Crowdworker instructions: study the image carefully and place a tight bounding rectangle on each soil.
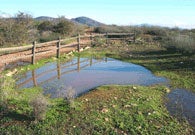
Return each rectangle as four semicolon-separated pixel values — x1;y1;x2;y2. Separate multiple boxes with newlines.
0;40;90;72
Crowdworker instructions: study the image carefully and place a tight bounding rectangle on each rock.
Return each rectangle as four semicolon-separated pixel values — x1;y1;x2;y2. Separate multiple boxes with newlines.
131;103;138;107
84;46;90;50
105;118;109;122
124;105;131;108
165;88;171;93
6;68;17;76
112;105;116;108
114;97;118;100
101;108;109;113
80;48;84;52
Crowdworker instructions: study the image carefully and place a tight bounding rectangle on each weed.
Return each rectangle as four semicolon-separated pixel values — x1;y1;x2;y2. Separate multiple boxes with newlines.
29;94;48;122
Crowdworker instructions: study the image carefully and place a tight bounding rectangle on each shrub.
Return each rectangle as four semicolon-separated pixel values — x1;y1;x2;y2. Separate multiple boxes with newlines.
53;19;74;36
29;94;48;122
37;21;53;32
164;34;195;53
0;76;16;115
57;86;76;108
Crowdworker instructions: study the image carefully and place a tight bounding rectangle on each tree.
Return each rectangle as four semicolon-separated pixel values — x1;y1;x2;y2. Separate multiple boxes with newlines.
37;21;53;32
0;12;34;46
53;19;73;36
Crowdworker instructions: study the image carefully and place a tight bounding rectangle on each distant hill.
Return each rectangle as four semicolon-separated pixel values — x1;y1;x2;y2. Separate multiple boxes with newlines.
71;16;104;27
35;16;56;21
34;16;105;27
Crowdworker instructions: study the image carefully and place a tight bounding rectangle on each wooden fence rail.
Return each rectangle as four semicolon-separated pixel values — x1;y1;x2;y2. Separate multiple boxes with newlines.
0;33;135;67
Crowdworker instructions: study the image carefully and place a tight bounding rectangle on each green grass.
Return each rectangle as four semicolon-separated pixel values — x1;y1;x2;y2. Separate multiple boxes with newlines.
0;40;194;134
64;85;193;135
1;85;193;135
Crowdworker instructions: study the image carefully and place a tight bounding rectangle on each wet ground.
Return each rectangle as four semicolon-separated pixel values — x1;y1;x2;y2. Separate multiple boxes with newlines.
16;57;195;128
166;89;195;127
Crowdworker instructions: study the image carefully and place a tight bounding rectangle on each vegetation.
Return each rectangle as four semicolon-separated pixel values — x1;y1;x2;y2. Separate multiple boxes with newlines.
0;12;195;134
0;12;86;47
0;75;193;134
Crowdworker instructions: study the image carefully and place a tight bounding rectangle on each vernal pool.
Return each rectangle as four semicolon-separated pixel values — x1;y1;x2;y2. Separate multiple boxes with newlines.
16;57;167;97
16;57;195;127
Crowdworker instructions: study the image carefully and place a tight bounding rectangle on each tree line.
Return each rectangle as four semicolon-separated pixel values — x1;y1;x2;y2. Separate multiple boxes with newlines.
0;12;194;54
0;12;86;47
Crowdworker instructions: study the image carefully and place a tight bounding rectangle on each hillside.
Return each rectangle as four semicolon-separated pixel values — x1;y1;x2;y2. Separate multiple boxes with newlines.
35;16;56;21
71;16;104;27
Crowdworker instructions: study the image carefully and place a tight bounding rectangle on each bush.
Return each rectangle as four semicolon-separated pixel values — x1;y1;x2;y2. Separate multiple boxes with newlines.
37;21;53;32
57;86;76;108
30;94;48;122
53;19;74;36
164;34;195;53
0;76;16;115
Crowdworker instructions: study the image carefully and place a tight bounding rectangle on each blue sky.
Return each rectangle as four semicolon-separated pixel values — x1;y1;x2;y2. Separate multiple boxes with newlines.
1;0;195;29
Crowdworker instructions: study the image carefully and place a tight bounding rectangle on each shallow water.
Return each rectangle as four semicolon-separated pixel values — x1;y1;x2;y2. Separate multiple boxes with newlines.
16;57;167;97
16;57;195;127
166;89;195;127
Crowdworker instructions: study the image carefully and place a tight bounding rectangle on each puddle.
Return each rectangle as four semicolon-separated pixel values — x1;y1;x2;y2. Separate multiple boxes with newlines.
16;57;167;97
15;57;195;127
166;89;195;127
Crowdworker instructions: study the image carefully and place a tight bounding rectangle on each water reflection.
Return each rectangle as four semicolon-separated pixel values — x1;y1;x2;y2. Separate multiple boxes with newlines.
16;57;167;97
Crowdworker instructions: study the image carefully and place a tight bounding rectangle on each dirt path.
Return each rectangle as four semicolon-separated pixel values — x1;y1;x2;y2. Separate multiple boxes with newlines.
0;41;90;72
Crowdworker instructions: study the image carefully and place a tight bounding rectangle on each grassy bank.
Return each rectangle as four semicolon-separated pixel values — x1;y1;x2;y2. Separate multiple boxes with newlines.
0;40;194;134
0;81;193;134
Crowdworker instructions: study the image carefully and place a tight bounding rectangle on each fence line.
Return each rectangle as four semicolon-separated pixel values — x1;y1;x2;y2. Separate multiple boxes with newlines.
0;33;135;66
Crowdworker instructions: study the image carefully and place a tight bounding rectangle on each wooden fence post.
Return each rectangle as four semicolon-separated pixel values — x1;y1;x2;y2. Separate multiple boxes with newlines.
106;32;108;44
32;41;36;64
57;37;61;58
77;34;80;52
90;33;93;46
133;29;136;43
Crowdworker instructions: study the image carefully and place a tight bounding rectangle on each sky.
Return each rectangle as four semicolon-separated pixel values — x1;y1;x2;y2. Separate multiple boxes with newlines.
1;0;195;29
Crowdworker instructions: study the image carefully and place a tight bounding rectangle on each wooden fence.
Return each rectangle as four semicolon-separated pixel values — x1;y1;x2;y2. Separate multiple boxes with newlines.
0;33;135;67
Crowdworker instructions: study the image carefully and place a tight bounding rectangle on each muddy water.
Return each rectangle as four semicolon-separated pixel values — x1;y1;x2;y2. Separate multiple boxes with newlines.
166;89;195;127
16;57;167;97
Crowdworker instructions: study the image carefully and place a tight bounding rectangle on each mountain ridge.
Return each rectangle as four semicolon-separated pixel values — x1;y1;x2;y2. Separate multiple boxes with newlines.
34;16;104;27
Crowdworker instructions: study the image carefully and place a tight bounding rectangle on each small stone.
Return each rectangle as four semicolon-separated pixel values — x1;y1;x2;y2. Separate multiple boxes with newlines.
138;126;142;129
101;108;109;113
124;105;131;108
131;103;138;107
165;88;171;93
73;126;76;128
105;118;109;122
114;97;118;100
112;105;116;108
132;86;137;90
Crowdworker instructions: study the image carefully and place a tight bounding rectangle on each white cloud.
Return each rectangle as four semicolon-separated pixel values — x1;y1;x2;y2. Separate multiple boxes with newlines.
0;11;11;18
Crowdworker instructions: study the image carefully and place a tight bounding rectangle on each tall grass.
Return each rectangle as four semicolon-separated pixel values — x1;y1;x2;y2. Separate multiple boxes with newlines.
163;33;195;54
